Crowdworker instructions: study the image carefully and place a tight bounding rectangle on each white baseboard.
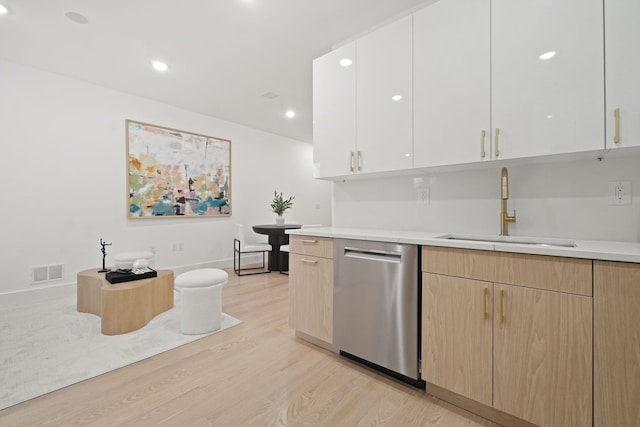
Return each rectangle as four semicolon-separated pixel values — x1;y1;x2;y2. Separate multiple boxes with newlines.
0;282;76;306
0;255;263;305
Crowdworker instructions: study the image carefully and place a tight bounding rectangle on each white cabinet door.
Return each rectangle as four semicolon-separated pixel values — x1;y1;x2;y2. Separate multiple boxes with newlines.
492;0;605;160
605;0;640;149
413;0;491;168
356;16;413;173
313;42;356;178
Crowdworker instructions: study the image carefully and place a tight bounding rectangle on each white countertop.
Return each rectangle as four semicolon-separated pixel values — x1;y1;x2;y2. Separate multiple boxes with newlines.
287;227;640;263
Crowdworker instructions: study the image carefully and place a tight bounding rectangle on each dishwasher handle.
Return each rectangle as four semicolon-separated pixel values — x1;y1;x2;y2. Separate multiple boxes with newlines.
343;246;401;263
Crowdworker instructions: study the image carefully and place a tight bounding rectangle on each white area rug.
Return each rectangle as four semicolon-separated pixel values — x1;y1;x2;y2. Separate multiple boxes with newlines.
0;288;240;410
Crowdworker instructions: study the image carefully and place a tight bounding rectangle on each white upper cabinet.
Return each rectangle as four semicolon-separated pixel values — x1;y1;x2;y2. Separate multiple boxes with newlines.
413;0;491;168
605;0;640;149
491;0;605;160
313;42;356;178
356;15;413;174
313;1;611;179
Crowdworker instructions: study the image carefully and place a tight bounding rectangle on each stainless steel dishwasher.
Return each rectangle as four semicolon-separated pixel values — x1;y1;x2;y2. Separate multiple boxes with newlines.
333;239;423;387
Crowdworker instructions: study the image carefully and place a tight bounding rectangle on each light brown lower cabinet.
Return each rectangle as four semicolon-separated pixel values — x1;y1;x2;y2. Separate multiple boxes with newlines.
288;236;333;344
422;246;593;427
594;260;640;426
422;273;493;406
492;283;592;426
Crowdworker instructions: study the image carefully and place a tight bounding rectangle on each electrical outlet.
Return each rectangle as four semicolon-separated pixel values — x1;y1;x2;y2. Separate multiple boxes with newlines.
417;188;430;205
608;181;632;205
172;243;184;252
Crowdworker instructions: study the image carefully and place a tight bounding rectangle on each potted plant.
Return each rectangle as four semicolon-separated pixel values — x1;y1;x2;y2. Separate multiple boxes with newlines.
270;191;294;226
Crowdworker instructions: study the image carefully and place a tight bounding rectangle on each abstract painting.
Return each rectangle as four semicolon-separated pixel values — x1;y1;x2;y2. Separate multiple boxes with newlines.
126;120;231;218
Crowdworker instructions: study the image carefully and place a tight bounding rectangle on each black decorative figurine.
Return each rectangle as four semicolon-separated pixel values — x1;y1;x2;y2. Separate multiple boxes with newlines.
99;238;112;273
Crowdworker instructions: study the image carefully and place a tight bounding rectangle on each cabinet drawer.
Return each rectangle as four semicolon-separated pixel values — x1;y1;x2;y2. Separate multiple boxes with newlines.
494;252;592;296
422;246;592;296
290;236;333;259
289;253;333;343
422;246;495;282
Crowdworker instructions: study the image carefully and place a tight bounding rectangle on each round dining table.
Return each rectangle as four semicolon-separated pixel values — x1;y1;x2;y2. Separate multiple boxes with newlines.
252;224;302;271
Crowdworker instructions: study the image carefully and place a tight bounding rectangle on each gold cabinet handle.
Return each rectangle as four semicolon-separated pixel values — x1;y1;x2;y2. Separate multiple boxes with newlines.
300;259;318;265
300;239;317;244
482;287;488;320
498;289;505;323
350;151;355;172
480;130;486;159
357;150;362;171
614;108;621;144
495;128;500;157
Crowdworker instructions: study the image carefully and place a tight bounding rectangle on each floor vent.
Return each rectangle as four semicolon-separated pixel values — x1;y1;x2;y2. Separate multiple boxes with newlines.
31;264;64;284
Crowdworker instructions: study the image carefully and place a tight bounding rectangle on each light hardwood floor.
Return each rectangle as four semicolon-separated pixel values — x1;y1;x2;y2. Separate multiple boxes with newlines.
0;270;499;426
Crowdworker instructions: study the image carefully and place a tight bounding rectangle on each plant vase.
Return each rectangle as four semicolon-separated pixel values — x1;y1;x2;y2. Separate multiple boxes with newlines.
271;191;294;227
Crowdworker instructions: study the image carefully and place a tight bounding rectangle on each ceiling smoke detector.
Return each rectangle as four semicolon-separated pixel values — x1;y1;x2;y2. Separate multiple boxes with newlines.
261;92;280;100
65;11;89;24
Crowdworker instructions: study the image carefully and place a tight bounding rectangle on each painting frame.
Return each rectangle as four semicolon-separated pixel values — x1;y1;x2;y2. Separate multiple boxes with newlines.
126;119;232;219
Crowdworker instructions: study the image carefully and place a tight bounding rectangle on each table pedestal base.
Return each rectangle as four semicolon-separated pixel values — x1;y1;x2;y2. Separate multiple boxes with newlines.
252;224;302;271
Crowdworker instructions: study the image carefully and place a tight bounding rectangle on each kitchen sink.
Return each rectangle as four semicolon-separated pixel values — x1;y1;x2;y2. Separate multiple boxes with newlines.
435;233;577;248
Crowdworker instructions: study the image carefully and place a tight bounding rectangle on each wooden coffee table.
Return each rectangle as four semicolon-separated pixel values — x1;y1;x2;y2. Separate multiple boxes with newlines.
77;269;174;335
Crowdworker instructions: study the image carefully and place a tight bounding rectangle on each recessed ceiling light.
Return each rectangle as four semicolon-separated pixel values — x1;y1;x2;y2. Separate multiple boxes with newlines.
151;60;169;72
391;95;403;102
539;51;557;60
339;58;353;67
285;110;296;119
65;11;88;24
0;4;9;14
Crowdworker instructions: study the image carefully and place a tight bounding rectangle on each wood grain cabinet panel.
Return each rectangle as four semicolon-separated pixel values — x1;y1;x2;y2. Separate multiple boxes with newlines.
289;235;333;259
422;246;593;427
288;236;334;344
422;246;495;281
493;284;592;427
594;261;640;426
289;254;333;343
422;273;493;406
494;252;592;296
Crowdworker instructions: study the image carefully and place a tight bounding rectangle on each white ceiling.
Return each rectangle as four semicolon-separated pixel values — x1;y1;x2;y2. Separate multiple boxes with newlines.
0;0;432;143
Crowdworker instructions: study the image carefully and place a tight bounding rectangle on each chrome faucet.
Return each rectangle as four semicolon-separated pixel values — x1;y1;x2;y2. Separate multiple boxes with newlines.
500;167;516;236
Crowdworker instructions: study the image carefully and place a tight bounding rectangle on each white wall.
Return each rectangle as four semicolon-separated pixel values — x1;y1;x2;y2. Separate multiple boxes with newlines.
333;155;640;242
0;59;332;295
